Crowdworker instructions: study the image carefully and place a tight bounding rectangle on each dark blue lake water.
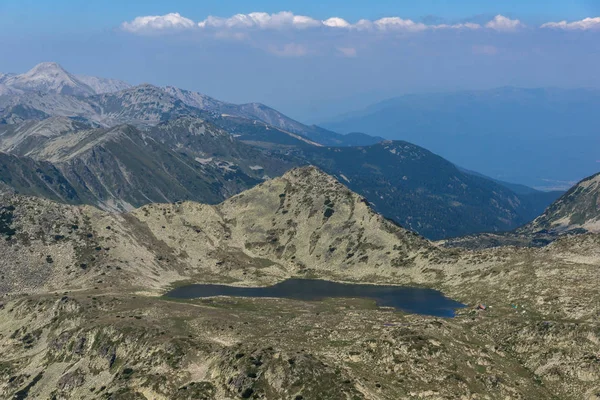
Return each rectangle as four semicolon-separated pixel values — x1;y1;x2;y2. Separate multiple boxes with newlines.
166;279;465;317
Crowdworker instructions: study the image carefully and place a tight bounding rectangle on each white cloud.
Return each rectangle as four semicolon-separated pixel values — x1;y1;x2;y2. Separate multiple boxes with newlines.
198;12;321;30
122;11;600;37
541;17;600;30
121;12;195;33
373;17;429;32
323;17;351;28
485;15;525;32
197;12;487;33
337;47;358;57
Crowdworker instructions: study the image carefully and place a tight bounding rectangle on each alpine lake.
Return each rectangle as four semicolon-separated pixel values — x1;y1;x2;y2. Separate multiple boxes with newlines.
166;279;465;317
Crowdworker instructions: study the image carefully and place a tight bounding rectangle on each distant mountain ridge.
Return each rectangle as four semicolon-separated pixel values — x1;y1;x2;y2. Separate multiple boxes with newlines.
0;116;558;239
1;63;380;147
74;74;131;94
323;86;600;189
0;117;298;210
0;62;131;96
164;86;384;146
0;63;563;239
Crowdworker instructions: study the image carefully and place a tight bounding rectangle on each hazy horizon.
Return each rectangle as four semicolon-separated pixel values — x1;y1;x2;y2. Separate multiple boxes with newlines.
2;0;600;122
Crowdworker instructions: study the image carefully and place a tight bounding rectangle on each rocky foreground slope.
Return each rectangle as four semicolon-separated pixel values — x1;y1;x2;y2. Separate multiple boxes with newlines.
0;167;598;399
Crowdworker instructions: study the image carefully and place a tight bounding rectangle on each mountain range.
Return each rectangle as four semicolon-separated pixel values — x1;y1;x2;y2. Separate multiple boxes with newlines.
0;63;380;146
0;116;298;211
323;87;600;190
0;63;576;239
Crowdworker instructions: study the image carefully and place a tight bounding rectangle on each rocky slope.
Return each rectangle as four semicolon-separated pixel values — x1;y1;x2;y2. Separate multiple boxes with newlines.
0;152;82;204
147;117;297;178
212;114;323;149
1;123;269;211
521;172;600;234
0;167;598;399
0;83;23;97
74;74;131;94
441;171;600;249
0;117;92;156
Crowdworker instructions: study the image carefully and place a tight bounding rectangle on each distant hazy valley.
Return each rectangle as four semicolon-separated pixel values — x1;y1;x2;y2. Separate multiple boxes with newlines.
324;87;600;190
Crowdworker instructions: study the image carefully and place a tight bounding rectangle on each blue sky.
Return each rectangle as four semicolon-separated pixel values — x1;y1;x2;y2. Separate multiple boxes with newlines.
1;1;600;122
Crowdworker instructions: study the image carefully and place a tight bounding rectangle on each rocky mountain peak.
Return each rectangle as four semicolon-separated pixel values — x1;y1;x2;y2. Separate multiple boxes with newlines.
28;61;64;73
4;62;95;96
281;165;344;187
0;62;132;97
104;83;172;101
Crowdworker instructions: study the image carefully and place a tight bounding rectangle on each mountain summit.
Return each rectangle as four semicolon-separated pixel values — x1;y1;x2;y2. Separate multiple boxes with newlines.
2;62;96;96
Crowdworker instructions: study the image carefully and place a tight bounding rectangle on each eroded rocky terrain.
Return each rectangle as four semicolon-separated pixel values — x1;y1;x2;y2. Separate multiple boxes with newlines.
0;167;598;399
